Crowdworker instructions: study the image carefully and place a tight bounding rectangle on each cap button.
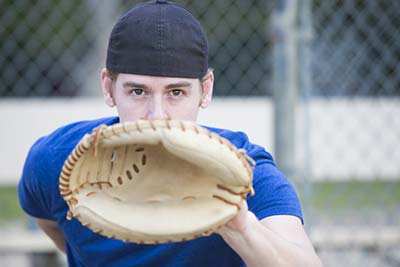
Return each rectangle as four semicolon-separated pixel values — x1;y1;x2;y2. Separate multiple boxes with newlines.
156;0;167;3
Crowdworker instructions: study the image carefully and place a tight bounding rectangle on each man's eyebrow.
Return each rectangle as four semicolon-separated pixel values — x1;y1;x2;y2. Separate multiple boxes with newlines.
165;81;192;89
122;82;149;89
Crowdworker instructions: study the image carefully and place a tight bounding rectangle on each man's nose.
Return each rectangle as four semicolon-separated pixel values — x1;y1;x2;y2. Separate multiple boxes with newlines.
145;96;169;120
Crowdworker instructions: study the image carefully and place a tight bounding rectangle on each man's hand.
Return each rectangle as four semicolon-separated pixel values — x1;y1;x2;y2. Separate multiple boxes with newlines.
216;201;322;267
217;201;255;234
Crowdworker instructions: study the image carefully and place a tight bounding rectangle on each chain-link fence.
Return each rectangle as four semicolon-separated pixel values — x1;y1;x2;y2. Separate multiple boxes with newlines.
313;0;400;97
1;1;399;266
1;0;274;97
304;1;400;266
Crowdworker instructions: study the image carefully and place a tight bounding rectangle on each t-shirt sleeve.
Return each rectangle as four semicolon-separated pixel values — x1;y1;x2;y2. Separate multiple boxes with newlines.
219;130;303;223
246;143;303;224
18;137;56;220
248;163;303;223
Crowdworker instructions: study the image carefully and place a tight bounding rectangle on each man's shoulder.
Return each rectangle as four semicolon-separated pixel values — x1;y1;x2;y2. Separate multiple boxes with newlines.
32;116;119;152
205;125;249;148
205;125;275;165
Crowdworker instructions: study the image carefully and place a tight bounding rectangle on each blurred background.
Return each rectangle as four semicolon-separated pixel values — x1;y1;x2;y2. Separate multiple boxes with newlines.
1;0;399;266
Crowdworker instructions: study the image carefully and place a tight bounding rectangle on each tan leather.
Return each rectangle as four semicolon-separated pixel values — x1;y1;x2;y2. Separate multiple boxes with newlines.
59;120;254;244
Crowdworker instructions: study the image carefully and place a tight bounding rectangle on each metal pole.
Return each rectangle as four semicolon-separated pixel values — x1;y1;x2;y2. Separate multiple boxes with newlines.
78;0;119;96
271;0;298;178
297;0;314;229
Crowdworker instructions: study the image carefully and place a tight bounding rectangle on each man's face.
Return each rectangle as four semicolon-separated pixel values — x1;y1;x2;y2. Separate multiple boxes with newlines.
102;72;213;123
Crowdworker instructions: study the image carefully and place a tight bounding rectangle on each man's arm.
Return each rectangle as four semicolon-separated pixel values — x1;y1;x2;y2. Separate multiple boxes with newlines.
36;218;66;253
218;202;322;267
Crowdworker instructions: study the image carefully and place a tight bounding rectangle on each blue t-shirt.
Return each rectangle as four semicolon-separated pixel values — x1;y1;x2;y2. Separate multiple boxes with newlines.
18;117;302;267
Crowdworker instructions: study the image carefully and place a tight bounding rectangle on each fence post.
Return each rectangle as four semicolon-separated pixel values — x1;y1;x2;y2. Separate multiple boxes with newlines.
297;0;314;229
78;0;119;96
271;0;298;178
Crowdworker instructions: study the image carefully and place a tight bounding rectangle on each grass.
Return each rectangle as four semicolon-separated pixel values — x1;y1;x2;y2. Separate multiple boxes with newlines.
0;186;25;222
307;180;400;212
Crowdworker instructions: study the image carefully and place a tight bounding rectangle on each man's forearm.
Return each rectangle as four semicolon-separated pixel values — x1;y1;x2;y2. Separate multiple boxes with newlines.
36;218;66;253
218;212;322;267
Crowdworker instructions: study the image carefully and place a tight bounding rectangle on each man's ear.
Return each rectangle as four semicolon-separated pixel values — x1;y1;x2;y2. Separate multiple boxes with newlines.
200;70;214;108
101;68;115;107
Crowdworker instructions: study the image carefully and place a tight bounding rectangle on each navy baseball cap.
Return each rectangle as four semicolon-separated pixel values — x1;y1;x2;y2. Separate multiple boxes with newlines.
106;0;209;79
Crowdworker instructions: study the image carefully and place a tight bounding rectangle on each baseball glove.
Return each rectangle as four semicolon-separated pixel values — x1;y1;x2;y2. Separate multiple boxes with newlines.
59;120;255;244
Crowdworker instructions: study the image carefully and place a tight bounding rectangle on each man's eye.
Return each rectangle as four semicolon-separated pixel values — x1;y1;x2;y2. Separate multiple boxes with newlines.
131;89;144;96
170;89;183;96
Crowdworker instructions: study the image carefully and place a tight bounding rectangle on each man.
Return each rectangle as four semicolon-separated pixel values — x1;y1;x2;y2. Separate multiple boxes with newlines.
19;1;322;266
